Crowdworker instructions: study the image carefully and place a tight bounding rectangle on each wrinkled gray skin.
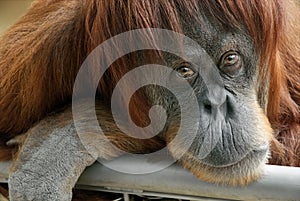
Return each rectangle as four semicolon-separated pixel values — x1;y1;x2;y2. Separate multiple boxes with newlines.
9;12;271;201
156;18;270;167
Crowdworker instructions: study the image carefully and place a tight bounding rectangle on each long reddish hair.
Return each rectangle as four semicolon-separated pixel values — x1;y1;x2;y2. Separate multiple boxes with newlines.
0;0;299;165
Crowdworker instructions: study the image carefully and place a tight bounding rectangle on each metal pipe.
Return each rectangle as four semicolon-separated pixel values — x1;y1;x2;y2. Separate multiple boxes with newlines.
1;156;300;200
76;155;300;201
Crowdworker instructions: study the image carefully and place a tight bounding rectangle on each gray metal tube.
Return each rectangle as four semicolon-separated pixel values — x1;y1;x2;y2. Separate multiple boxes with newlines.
76;155;300;201
1;156;300;200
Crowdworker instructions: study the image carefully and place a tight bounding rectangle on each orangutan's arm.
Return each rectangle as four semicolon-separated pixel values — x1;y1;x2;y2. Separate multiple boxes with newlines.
8;107;97;201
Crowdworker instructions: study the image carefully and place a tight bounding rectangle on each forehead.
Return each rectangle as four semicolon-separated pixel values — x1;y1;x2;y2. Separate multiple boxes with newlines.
179;15;253;61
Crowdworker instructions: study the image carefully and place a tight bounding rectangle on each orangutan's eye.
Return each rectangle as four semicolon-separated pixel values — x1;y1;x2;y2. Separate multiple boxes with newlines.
175;63;195;79
219;51;242;76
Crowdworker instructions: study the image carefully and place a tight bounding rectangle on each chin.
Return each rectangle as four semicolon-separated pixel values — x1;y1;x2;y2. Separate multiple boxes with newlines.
177;147;270;186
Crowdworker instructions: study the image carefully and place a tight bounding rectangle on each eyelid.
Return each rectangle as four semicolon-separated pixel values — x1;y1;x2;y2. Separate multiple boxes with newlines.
218;50;242;76
174;62;197;79
172;61;190;68
174;61;197;72
218;49;239;59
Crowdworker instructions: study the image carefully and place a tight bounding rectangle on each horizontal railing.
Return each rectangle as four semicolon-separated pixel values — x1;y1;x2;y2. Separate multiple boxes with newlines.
1;155;300;201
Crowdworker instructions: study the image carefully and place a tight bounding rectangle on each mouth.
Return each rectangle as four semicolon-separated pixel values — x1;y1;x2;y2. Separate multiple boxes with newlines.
174;144;270;186
203;143;270;168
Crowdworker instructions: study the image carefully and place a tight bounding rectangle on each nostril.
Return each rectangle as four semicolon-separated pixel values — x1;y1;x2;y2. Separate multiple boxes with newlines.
204;103;212;113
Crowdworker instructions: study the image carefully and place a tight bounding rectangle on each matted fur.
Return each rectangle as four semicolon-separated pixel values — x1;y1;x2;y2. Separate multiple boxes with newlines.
0;0;299;166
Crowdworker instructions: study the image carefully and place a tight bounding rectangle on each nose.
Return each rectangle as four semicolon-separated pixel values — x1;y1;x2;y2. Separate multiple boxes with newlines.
202;90;231;119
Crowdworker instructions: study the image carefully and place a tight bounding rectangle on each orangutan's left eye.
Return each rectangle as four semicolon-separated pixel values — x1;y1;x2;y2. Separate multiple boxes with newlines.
219;51;242;75
175;64;196;79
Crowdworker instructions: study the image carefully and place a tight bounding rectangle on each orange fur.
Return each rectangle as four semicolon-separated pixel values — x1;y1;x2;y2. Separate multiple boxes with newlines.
0;0;299;167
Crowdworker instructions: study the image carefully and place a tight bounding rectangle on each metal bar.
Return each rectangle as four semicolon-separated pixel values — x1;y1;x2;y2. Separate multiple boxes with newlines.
123;193;130;201
76;186;229;201
1;155;300;200
0;193;8;201
0;161;9;183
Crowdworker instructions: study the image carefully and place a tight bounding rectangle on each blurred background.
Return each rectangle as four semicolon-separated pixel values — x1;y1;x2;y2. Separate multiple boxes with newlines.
0;0;33;34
